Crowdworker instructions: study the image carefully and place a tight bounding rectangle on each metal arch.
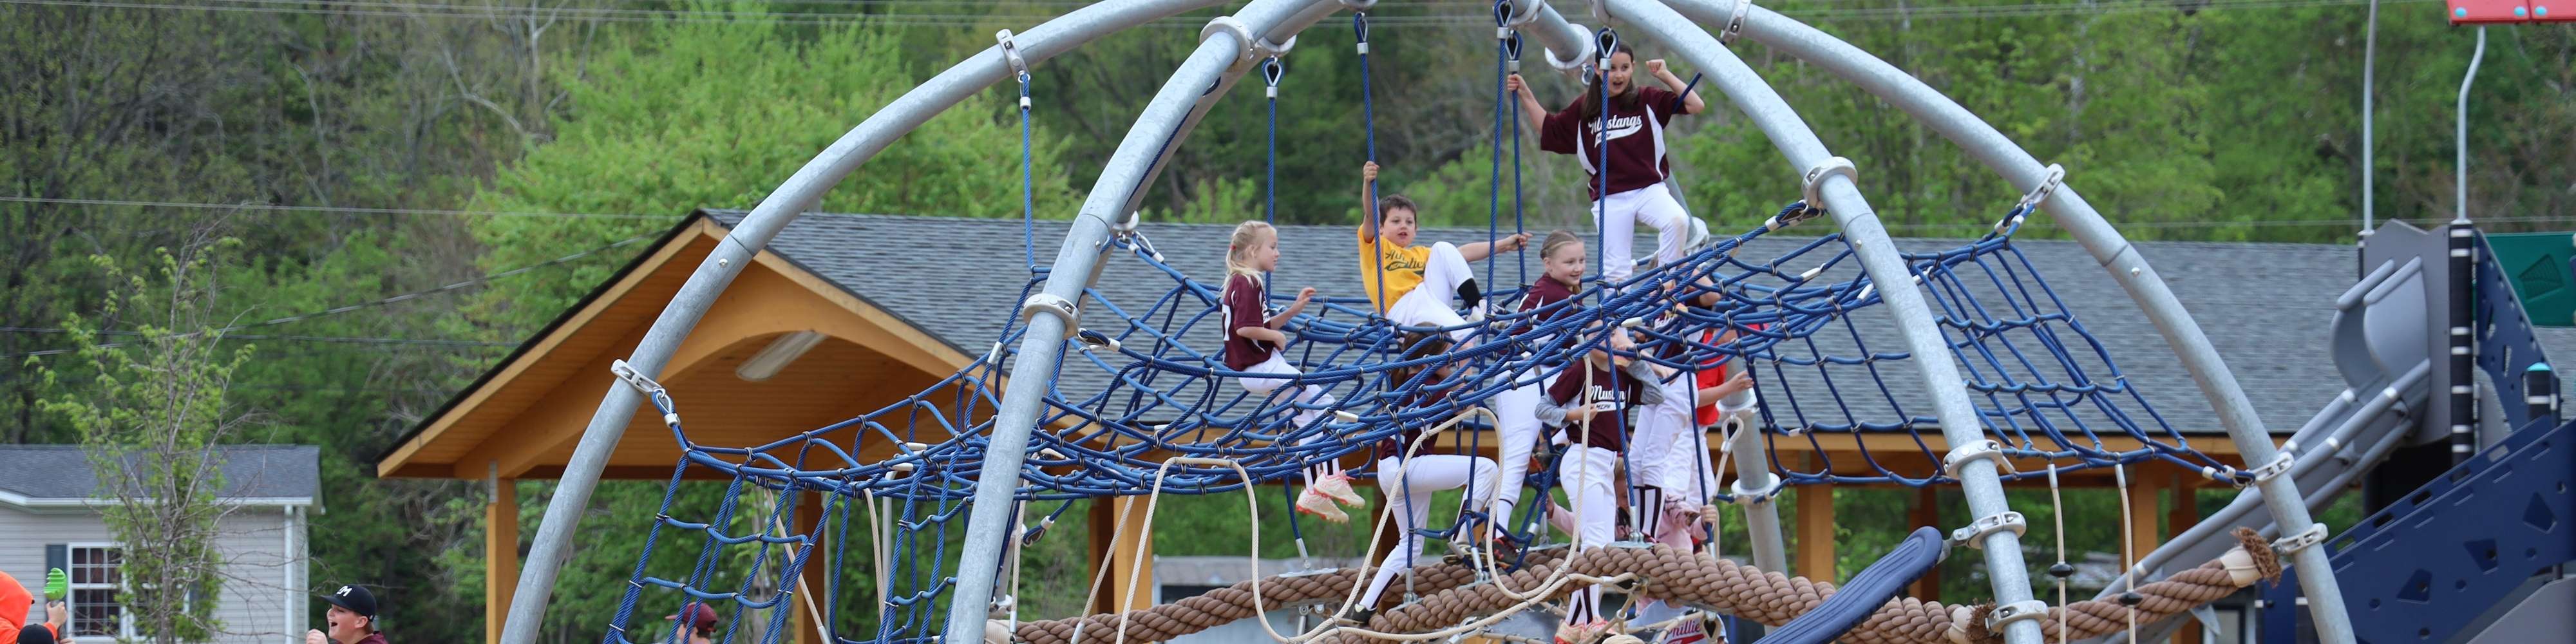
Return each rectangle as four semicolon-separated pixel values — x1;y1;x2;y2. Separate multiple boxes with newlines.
491;3;1242;643
1659;1;2358;641
1594;1;2050;642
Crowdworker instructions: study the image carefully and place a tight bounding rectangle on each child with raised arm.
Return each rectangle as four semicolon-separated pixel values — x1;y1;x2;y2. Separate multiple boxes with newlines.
1508;44;1709;287
1221;222;1362;522
1356;161;1532;340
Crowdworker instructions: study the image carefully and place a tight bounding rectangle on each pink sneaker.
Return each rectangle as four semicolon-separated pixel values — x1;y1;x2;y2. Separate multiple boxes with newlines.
1555;620;1612;644
1296;487;1350;523
1312;471;1366;507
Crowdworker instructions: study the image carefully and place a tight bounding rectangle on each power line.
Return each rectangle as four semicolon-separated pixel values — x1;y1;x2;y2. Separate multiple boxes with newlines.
1;327;515;348
1;196;677;220
2;231;657;358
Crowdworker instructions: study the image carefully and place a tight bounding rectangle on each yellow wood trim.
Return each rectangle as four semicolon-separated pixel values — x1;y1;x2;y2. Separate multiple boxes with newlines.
1796;455;1837;581
378;219;726;477
750;252;974;375
485;478;520;644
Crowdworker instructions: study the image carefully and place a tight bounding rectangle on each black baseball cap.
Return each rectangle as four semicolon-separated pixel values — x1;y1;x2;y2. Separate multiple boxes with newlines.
17;624;59;644
321;583;379;618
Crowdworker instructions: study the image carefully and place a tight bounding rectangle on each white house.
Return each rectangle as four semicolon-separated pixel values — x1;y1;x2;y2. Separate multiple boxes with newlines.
0;445;319;643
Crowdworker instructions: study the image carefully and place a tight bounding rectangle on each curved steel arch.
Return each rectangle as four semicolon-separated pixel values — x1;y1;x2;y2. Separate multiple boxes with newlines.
1656;2;2356;641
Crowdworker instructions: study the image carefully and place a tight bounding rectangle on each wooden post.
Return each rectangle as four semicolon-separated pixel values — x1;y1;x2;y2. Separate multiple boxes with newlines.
794;491;826;644
1088;498;1116;615
1797;455;1837;581
2123;474;2163;575
1909;486;1940;601
485;475;520;644
1105;495;1158;612
2168;475;2204;644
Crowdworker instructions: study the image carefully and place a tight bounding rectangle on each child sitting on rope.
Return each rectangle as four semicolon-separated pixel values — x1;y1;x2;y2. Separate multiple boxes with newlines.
1621;278;1754;643
1508;44;1709;287
1356;161;1531;339
1220;221;1363;522
1535;323;1665;643
1341;331;1499;628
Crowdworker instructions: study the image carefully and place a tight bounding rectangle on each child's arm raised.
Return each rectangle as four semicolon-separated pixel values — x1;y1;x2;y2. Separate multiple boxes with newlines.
1455;231;1534;263
1505;73;1546;133
1644;59;1705;115
1358;161;1381;243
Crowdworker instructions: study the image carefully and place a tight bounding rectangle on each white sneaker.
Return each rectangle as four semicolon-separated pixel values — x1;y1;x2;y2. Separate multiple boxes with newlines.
1296;488;1350;524
1687;218;1712;251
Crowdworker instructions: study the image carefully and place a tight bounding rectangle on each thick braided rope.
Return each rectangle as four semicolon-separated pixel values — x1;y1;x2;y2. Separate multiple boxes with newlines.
1007;551;1571;644
1336;531;2280;644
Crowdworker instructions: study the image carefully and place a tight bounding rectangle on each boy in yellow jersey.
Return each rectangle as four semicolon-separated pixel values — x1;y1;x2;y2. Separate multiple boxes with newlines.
1356;161;1531;341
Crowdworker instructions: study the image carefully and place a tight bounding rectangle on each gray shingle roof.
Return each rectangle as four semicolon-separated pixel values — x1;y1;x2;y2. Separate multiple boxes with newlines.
703;210;2576;436
0;444;320;502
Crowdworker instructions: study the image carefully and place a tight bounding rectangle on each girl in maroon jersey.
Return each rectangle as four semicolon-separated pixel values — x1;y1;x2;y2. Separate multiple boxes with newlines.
1477;230;1589;548
1508;44;1709;288
1342;332;1498;627
1220;222;1363;522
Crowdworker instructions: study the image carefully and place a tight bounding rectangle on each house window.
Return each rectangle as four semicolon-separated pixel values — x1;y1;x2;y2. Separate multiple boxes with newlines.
67;545;128;639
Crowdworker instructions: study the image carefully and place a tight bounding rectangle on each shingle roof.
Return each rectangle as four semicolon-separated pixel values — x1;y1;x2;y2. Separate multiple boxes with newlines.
0;444;321;503
703;210;2576;436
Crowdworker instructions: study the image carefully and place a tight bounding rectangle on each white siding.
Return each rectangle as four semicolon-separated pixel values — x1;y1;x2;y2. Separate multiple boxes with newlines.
0;504;308;644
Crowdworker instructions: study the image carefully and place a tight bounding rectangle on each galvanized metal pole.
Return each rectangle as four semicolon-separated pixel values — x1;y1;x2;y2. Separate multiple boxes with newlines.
1672;3;2358;641
1600;2;2044;641
490;4;1227;644
936;1;1340;641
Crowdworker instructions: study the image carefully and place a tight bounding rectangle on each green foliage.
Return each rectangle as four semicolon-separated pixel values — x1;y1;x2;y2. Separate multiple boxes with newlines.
32;240;254;643
466;1;1084;329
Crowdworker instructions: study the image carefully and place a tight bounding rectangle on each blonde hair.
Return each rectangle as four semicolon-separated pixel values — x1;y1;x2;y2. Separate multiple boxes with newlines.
1224;221;1275;297
1540;229;1583;260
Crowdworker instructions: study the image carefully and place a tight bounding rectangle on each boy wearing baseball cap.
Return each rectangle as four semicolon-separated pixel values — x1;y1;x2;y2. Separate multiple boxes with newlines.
307;583;385;644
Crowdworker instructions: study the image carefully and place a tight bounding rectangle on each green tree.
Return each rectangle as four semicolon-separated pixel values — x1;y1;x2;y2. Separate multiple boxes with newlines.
32;236;257;643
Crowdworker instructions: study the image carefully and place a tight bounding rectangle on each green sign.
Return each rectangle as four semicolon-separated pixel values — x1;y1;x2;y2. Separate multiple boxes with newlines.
2488;232;2576;327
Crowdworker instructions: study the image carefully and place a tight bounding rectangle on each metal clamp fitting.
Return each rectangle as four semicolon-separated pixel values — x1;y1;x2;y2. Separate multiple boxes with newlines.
1019;292;1079;328
2246;450;2295;484
1986;600;2050;631
2271;523;2329;555
1728;477;1782;506
1942;439;2008;478
1589;0;1614;26
1112;209;1142;235
609;359;667;397
1949;511;2027;549
1594;28;1620;66
995;29;1028;78
2015;163;2065;213
1339;0;1378;9
1721;0;1753;46
1801;156;1859;213
1075;328;1121;354
1201;17;1264;66
1546;39;1593;74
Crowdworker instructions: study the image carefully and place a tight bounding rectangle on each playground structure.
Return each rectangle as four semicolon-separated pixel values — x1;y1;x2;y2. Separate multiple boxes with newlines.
484;2;2576;643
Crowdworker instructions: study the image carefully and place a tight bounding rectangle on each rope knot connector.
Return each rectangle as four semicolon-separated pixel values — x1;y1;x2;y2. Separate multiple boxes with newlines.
1262;57;1285;99
1801;156;1859;213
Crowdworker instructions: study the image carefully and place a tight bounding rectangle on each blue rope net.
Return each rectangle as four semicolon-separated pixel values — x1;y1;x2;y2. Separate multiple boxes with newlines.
595;202;2246;644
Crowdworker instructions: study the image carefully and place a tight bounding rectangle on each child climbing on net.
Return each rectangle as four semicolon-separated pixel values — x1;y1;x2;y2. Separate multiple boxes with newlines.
1536;323;1665;643
1509;44;1709;287
1476;230;1592;554
1220;222;1363;522
1340;331;1500;628
1355;161;1531;340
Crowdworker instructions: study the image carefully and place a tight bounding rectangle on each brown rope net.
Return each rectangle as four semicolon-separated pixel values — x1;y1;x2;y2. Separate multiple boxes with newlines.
1009;528;2280;644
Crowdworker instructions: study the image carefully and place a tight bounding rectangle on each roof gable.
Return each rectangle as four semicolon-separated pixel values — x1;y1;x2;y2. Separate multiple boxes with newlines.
0;444;321;507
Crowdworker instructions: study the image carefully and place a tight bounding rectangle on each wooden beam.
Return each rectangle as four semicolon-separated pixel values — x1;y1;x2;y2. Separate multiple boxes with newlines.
794;491;826;644
1104;495;1157;613
2123;473;2163;579
485;475;519;644
1909;487;1940;601
1088;498;1115;615
1797;456;1837;582
2168;475;2203;644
